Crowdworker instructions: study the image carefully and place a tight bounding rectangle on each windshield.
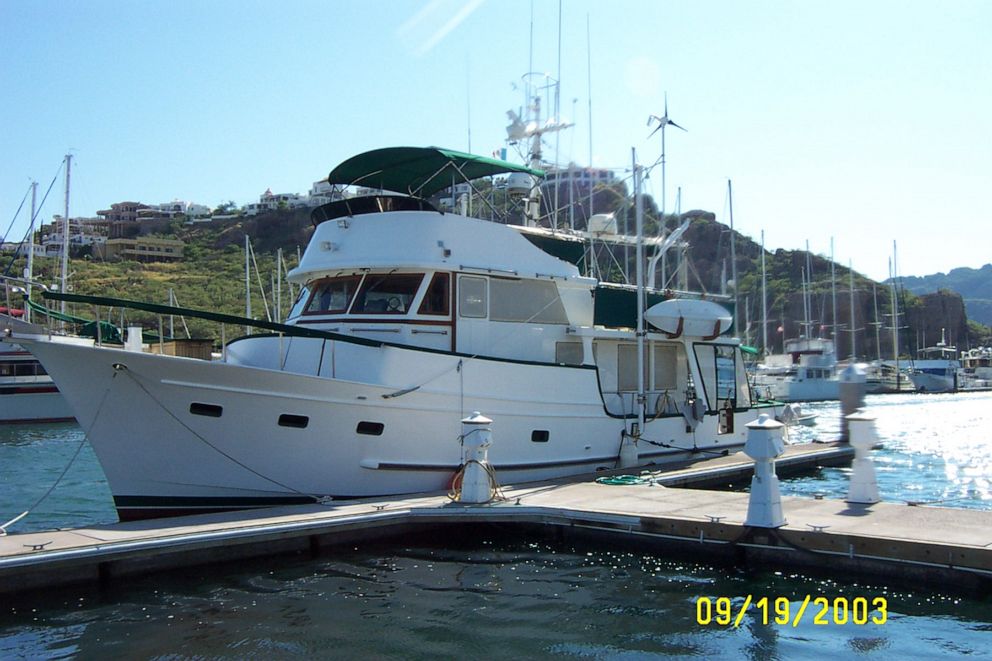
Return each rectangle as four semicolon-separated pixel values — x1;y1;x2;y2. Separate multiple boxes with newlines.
351;274;425;314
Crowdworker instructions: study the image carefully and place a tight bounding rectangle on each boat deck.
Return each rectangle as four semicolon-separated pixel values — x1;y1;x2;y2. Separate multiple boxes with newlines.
4;441;990;595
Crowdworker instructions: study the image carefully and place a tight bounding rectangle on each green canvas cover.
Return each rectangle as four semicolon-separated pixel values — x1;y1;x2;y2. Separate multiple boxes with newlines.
327;147;545;198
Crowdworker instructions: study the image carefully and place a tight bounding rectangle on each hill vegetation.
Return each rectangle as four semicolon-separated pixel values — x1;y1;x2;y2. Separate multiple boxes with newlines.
13;203;990;355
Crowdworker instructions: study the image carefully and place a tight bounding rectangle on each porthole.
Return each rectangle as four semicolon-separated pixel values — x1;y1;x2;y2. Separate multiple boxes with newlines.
190;403;223;418
357;421;385;436
279;414;309;429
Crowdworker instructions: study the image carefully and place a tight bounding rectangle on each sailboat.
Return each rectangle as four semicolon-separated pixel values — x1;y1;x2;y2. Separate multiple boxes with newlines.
0;160;77;423
752;255;839;402
10;146;773;521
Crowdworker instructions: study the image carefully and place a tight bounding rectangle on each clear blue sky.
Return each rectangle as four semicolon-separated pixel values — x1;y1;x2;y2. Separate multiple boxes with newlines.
3;0;989;281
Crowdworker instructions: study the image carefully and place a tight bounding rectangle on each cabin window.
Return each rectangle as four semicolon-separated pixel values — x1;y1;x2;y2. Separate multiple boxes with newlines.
305;276;363;314
653;345;678;391
418;273;450;316
287;286;310;319
555;342;584;365
617;344;680;392
190;402;223;417
489;278;568;324
357;421;385;436
352;274;425;314
693;344;750;410
278;414;309;428
458;276;488;318
531;430;550;443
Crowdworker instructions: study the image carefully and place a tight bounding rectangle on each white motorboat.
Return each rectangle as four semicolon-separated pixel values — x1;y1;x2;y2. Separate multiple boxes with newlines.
752;337;839;402
909;331;959;393
0;311;74;423
10;147;773;521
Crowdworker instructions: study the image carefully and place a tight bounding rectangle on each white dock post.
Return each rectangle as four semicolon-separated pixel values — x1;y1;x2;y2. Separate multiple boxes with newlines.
744;414;787;528
839;363;867;441
458;412;494;503
846;409;881;504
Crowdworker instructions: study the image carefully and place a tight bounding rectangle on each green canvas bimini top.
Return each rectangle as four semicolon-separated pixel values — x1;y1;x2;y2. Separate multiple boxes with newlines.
327;146;545;198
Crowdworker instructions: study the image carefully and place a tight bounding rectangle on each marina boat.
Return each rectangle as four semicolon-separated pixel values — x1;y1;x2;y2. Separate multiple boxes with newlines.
865;360;914;394
908;331;960;393
958;347;992;390
752;337;839;402
0;312;74;423
8;147;772;521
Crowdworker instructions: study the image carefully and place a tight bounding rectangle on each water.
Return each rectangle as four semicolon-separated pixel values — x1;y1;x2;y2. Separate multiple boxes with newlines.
2;393;992;658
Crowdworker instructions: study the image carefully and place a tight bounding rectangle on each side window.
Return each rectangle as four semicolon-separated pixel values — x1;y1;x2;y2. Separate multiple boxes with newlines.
418;273;450;316
555;342;584;365
458;276;487;318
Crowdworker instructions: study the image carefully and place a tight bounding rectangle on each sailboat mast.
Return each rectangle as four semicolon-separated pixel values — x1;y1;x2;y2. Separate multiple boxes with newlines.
872;283;881;360
891;241;901;384
848;261;856;360
831;237;837;344
761;230;768;355
60;154;72;317
245;234;252;335
25;181;38;324
728;180;738;339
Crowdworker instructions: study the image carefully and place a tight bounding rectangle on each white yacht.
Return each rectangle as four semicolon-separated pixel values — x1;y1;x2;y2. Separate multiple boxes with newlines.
909;332;960;393
752;337;839;402
0;312;74;423
9;147;771;521
958;347;992;389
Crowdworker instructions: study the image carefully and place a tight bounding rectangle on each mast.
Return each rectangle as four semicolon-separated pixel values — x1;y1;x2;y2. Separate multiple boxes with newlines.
25;181;38;323
245;234;252;335
848;260;856;360
761;230;768;356
831;237;837;344
728;180;738;339
872;283;882;360
633;148;646;437
891;241;901;386
60;153;72;318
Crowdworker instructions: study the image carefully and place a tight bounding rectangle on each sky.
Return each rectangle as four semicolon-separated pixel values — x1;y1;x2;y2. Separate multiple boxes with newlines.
2;0;990;282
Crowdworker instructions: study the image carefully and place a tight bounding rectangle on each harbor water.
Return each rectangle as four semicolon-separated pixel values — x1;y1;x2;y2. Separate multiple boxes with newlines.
2;392;991;658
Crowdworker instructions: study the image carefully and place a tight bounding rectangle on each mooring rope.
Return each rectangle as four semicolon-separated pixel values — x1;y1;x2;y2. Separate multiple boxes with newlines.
0;379;114;535
114;363;321;503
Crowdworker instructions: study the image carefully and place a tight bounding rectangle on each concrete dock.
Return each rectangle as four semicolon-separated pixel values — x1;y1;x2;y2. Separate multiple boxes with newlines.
5;440;989;596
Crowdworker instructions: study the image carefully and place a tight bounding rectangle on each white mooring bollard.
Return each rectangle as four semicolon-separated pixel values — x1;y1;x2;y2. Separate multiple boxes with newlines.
458;412;495;503
744;414;787;528
846;409;881;504
838;363;867;441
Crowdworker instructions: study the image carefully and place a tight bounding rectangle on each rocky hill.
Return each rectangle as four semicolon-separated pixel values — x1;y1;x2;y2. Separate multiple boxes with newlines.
897;264;992;327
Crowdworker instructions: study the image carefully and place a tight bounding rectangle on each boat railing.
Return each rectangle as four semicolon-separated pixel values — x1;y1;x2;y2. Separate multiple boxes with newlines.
23;291;386;361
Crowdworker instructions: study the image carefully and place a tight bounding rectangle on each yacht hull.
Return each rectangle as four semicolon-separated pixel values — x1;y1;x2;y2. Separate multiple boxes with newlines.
17;334;759;521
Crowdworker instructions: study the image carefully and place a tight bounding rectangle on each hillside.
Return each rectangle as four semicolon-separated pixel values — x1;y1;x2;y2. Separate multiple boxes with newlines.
15;206;990;355
897;264;992;326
